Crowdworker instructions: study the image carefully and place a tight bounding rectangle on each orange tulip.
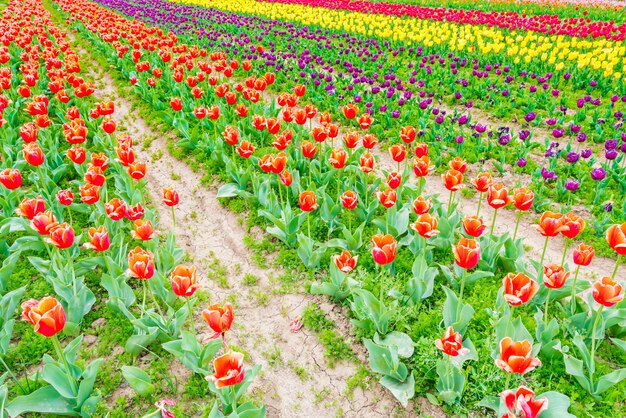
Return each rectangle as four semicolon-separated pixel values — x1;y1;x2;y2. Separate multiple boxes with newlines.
280;171;293;187
503;272;539;306
127;246;155;280
106;198;128;220
362;134;378;149
162;187;179;207
512;187;535;211
606;223;626;255
435;326;468;357
67;146;86;164
171;265;199;297
79;183;100;205
21;297;66;337
487;183;512;209
358;113;373;130
389;144;406;163
128;162;147;180
561;212;585;239
573;243;594;266
543;264;569;289
411;213;439;238
496;337;541;374
399;126;416;144
301;141;317;159
342;104;358;119
472;172;492;193
462;216;486;237
84;165;105;187
30;211;58;235
371;234;397;265
592;277;623;307
334;250;358;273
533;212;567;237
412;196;432;215
376;189;396;209
207;351;245;388
298;191;318;212
46;223;74;249
202;303;234;340
236;140;255;159
131;219;158;241
442;169;464;191
0;168;22;189
23;142;44;166
359;153;375;173
453;238;480;270
413;155;430;177
330;149;348;169
448;157;467;173
342;131;359;149
16;196;45;220
340;191;358;210
84;226;110;252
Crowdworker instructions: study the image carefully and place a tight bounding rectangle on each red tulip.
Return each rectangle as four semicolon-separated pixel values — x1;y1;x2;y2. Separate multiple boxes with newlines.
30;211;57;235
572;243;594;266
162;187;179;206
46;223;75;249
127;247;155;280
21;297;66;337
462;216;486;237
126;203;145;221
79;184;100;205
334;250;358;273
411;213;439;238
340;191;358;210
389;144;406;163
330;149;348;169
496;337;541;374
412;196;432;215
127;162;147;180
371;234;397;265
435;326;468;357
56;189;74;206
413;156;431;177
561;212;585;239
84;226;110;252
357;113;372;130
202;303;234;340
342;104;358;119
359;153;375;173
207;351;245;388
106;198;128;220
399;126;416;144
299;191;318;212
513;188;535;211
472;172;492;193
67;146;86;164
448;156;467;173
500;386;548;418
592;277;623;307
503;272;539;306
131;219;158;241
23;142;44;166
342;131;359;149
387;171;402;189
376;189;396;209
236;141;255;158
19;122;38;143
543;264;569;289
16;196;45;219
605;223;626;255
0;168;22;189
487;183;512;209
301;141;317;159
533;212;566;237
452;238;480;270
171;265;199;297
280;171;293;187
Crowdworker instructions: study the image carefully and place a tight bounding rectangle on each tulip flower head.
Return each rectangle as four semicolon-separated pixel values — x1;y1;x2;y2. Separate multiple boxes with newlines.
371;234;397;265
500;386;548;418
171;265;200;297
21;296;66;337
606;223;626;255
334;250;358;273
207;351;245;388
503;272;539;305
435;326;468;357
592;277;623;307
496;337;541;374
543;264;569;289
202;303;234;341
453;238;480;270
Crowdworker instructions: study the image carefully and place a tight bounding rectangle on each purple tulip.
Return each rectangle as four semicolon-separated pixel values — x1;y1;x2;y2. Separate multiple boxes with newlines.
564;180;579;192
517;158;527;168
566;152;579;163
590;167;606;181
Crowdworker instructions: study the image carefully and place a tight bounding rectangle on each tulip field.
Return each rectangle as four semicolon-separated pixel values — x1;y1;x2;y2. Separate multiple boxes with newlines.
1;0;626;416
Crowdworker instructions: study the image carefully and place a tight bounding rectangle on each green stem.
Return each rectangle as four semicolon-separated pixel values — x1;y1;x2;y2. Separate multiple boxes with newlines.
589;305;604;391
543;289;552;322
67;208;73;227
141;280;147;318
171;206;176;232
307;214;311;240
0;356;25;393
186;297;196;336
513;211;522;240
148;282;165;317
570;264;580;314
52;335;78;396
446;190;454;218
561;239;570;267
504;372;512;390
476;192;483;217
538;236;549;282
231;384;238;414
489;209;498;238
456;269;467;320
378;265;386;303
611;255;621;279
36;165;49;196
277;178;283;205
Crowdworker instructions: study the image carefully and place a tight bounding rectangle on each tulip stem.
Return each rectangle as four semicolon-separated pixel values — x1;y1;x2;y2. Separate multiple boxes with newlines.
543;289;552;322
231;385;238;414
141;280;147;317
538;236;549;281
476;192;483;217
570;264;581;314
589;305;604;391
611;255;621;279
512;211;522;240
457;269;467;320
67;208;73;228
186;298;196;336
171;206;176;232
36;165;49;196
504;372;512;390
446;190;454;218
0;356;25;393
561;239;570;267
52;335;78;396
307;214;311;240
277;179;283;205
489;209;498;238
148;283;165;317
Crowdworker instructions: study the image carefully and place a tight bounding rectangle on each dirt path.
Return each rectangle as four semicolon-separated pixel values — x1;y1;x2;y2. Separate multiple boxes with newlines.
73;50;423;418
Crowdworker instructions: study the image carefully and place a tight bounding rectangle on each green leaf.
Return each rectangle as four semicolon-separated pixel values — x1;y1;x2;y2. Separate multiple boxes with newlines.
379;372;415;407
6;386;75;416
595;368;626;395
536;391;576;418
42;363;76;399
373;331;414;358
121;366;154;396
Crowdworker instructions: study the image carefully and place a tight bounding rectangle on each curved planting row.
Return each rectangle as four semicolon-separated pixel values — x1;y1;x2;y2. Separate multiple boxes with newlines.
0;0;264;416
254;0;626;41
53;0;626;415
95;0;626;243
